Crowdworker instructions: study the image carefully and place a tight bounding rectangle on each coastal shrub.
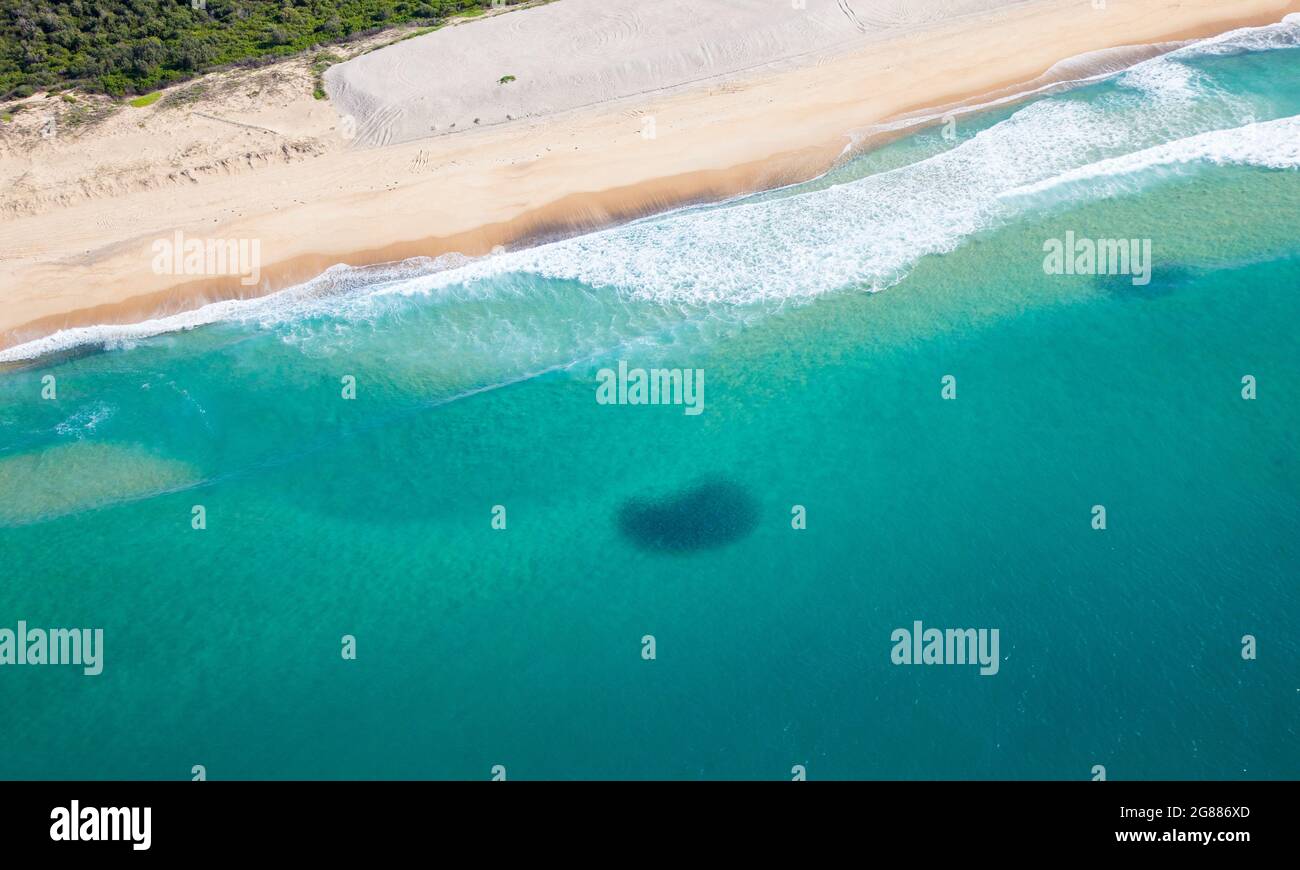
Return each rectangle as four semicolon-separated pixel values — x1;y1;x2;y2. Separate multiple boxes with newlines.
0;0;525;101
311;50;343;99
160;81;208;107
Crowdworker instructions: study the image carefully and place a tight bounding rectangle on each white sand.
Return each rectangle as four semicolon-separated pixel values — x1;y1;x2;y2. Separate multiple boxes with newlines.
326;0;1003;146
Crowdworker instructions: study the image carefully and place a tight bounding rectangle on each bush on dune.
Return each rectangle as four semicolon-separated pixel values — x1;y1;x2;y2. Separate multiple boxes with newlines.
0;0;523;100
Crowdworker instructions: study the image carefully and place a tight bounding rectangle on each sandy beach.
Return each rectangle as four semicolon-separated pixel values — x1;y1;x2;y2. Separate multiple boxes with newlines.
4;0;1300;790
1;0;1297;353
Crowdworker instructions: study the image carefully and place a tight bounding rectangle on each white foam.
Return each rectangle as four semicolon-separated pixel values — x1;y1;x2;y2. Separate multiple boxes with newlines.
1169;13;1300;57
1117;59;1202;100
865;39;1191;144
54;401;114;437
1002;114;1300;201
0;255;468;363
374;64;1255;306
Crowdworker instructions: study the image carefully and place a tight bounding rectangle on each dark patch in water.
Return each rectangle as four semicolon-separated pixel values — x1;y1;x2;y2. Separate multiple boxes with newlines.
617;478;759;554
1094;264;1197;300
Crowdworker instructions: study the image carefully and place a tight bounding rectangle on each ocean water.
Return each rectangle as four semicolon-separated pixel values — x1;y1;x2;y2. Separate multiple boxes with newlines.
1;20;1298;780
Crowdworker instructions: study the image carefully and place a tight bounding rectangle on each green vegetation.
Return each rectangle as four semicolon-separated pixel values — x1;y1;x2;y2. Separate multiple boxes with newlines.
0;1;525;100
128;90;161;107
310;50;342;99
497;73;514;84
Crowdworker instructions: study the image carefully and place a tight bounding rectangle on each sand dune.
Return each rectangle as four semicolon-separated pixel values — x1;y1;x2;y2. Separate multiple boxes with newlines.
326;0;1003;147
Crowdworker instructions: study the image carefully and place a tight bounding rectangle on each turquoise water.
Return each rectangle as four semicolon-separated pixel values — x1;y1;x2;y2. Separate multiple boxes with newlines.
2;21;1298;779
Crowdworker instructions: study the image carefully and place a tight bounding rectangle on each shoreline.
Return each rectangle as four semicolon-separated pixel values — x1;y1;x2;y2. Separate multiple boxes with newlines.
2;0;1297;358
